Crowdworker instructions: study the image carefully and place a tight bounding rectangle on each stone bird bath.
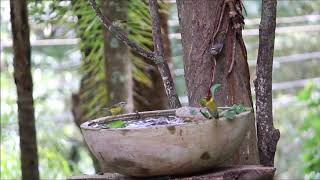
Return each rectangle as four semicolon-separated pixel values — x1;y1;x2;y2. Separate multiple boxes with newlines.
80;107;253;177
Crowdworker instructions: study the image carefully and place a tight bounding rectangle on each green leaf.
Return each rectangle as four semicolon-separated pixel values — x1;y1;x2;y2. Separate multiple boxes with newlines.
210;84;221;96
190;109;198;115
298;82;313;101
231;104;246;114
104;119;126;129
229;104;252;114
199;98;207;107
200;110;211;119
221;110;236;120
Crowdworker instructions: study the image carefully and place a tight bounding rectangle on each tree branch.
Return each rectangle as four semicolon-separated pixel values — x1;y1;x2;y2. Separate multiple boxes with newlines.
255;0;280;166
88;0;181;109
88;0;155;61
148;0;181;108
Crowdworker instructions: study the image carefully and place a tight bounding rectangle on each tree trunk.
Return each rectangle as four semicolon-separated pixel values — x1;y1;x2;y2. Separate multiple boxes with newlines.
10;0;40;179
255;0;280;166
102;0;133;111
176;0;259;164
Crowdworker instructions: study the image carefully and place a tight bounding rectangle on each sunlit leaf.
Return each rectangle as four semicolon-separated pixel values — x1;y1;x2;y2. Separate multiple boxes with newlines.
103;119;126;129
298;82;313;101
230;104;250;114
200;109;211;119
220;110;236;120
210;84;221;96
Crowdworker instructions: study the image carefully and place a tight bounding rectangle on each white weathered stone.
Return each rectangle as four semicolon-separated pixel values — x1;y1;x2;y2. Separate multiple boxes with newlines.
175;106;206;121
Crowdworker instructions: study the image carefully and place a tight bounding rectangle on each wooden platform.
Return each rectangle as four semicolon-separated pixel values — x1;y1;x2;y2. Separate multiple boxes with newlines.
68;165;275;180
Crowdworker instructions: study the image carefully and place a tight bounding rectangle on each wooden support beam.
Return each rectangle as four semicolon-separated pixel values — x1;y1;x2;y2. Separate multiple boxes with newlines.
68;166;275;180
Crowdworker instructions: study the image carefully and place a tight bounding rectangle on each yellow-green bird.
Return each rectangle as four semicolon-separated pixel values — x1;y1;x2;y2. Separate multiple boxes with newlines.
103;102;127;116
200;97;219;119
199;84;221;119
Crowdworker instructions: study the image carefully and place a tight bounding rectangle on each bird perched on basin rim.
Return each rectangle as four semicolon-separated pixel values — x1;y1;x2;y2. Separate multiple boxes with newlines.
200;96;219;119
199;84;221;119
103;102;127;116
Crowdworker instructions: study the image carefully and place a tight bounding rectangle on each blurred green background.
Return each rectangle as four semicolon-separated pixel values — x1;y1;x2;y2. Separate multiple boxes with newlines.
1;0;319;179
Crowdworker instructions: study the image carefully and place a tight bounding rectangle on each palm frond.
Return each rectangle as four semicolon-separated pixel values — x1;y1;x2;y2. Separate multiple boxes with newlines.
29;0;170;120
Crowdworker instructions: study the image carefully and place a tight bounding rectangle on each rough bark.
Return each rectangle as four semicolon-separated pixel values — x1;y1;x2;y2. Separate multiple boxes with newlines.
149;0;181;108
133;10;171;111
102;0;133;111
176;0;259;164
10;0;40;179
177;166;275;180
68;165;275;180
255;0;280;166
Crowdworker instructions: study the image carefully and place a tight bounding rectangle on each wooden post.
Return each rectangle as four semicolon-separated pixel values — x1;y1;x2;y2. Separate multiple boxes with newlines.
10;0;39;179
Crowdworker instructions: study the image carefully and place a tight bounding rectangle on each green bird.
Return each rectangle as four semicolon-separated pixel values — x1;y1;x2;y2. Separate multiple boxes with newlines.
103;102;127;116
200;96;219;119
199;84;221;119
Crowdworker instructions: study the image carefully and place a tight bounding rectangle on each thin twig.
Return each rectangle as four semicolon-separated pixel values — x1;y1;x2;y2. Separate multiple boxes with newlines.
226;0;246;76
88;0;155;61
206;1;227;96
212;2;227;42
228;33;237;75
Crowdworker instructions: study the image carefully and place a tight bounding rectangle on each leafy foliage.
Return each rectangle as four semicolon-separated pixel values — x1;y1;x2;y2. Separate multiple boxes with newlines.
29;0;167;122
220;109;237;120
219;104;251;120
72;0;168;121
199;104;250;120
297;83;320;179
70;0;107;121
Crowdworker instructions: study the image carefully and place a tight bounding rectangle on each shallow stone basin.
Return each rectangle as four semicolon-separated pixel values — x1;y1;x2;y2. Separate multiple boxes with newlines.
80;108;253;177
